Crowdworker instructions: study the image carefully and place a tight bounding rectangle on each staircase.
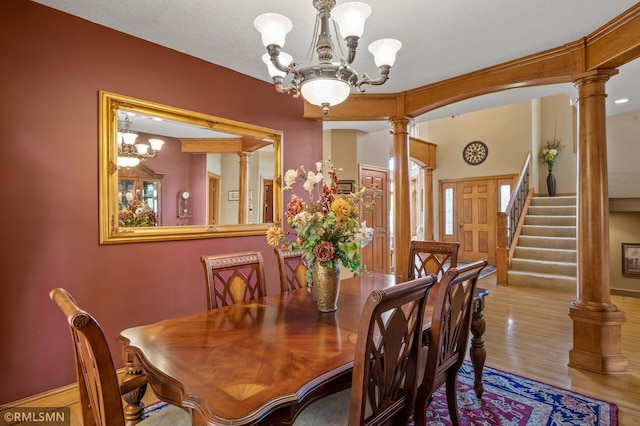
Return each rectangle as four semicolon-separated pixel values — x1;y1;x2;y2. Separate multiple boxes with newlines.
508;196;577;292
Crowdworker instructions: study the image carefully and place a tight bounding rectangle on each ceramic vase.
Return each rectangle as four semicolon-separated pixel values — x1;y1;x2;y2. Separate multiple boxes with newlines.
547;165;557;197
312;263;340;312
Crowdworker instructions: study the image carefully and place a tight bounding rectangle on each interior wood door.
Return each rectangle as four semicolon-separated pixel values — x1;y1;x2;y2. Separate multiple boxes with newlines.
410;176;418;238
262;179;273;223
440;178;496;263
208;172;220;225
359;165;390;274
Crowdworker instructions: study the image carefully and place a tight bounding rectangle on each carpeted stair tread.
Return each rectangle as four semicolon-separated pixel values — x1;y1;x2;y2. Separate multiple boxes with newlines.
521;224;576;237
510;258;576;275
514;246;576;262
529;195;576;206
517;235;576;250
509;195;577;291
524;215;576;226
527;205;577;216
508;270;576;291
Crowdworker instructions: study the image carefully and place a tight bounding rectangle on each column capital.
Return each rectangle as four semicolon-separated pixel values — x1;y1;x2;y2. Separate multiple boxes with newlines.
572;68;618;88
388;117;413;135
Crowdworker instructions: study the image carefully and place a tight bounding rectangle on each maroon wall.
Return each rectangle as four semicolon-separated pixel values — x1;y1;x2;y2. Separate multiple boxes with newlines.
0;1;322;403
138;134;207;226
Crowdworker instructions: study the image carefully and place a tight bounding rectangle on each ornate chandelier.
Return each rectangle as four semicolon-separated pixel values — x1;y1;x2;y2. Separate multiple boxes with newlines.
255;0;401;114
116;115;164;168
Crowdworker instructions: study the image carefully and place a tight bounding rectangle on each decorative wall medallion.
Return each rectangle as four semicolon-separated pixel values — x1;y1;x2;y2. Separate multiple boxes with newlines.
178;190;192;218
463;140;488;165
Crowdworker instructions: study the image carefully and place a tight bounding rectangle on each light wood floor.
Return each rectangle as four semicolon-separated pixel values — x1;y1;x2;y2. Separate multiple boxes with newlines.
9;272;640;425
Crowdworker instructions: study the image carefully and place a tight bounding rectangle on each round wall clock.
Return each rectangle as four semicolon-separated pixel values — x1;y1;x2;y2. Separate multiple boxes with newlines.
462;140;488;165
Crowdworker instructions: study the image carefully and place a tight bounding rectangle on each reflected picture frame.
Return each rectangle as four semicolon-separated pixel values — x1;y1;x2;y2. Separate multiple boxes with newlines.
336;180;355;194
622;243;640;278
228;190;239;201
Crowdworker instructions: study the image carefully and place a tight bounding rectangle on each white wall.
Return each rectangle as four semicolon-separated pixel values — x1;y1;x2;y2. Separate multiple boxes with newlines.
357;131;392;169
219;153;239;224
418;99;534;238
607;112;640;198
539;94;577;195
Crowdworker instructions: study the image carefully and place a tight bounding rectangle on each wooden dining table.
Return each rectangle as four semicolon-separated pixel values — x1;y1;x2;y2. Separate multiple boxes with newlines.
118;273;488;425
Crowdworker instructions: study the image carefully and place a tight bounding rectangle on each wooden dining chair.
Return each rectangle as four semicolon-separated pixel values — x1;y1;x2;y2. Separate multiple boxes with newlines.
413;260;487;426
201;251;267;309
408;240;461;346
407;240;460;280
293;274;437;426
49;288;191;426
274;248;308;293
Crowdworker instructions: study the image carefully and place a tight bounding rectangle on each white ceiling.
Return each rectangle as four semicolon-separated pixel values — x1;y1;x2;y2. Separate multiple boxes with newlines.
32;1;639;118
32;0;640;196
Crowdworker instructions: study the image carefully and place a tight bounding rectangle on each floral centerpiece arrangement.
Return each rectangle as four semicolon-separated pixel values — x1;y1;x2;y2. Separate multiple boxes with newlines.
266;160;375;292
538;138;564;169
118;192;157;227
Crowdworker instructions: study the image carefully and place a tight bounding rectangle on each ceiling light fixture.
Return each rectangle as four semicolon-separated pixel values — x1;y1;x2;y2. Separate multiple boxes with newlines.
116;115;164;168
614;98;630;104
255;0;401;115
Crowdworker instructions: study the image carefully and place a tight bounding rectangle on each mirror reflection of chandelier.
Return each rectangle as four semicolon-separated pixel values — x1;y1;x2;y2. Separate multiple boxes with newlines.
254;0;401;115
117;115;165;168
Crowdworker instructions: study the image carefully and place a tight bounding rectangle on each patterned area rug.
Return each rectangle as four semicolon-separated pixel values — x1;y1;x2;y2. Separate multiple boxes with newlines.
415;361;617;425
143;362;617;425
478;264;496;279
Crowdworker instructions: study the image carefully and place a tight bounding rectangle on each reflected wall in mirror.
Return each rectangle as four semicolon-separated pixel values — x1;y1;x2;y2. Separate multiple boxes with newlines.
99;91;282;244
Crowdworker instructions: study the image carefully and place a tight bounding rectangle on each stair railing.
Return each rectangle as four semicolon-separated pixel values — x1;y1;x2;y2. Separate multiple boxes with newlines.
496;152;533;284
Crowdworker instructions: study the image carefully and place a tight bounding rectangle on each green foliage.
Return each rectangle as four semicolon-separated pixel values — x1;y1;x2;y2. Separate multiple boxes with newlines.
539;138;564;168
266;160;376;290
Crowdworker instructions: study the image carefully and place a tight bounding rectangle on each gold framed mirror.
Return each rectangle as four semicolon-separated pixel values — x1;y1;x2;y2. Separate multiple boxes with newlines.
99;91;282;244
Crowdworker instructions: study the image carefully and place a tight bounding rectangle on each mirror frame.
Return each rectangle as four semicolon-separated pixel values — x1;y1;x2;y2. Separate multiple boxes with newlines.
99;91;282;244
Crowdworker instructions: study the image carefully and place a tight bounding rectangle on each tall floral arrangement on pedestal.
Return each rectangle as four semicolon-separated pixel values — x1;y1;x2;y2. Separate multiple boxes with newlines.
539;136;564;197
538;138;564;169
266;160;375;290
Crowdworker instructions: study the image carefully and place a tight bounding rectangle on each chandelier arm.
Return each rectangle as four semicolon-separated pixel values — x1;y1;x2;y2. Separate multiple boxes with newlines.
265;45;298;76
356;65;391;91
272;76;301;98
275;83;301;98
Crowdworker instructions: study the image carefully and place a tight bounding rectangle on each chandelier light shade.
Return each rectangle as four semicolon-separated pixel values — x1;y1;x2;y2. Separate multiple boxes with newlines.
116;115;164;168
331;2;370;38
368;38;402;67
255;0;401;114
300;78;350;108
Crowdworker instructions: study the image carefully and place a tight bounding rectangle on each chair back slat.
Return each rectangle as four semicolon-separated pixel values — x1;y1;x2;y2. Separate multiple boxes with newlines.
201;251;266;309
408;241;460;280
50;288;126;426
414;260;486;426
349;274;436;426
274;248;307;293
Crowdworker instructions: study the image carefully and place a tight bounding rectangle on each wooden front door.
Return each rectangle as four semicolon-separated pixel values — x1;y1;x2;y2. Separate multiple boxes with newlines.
359;165;390;274
440;177;497;263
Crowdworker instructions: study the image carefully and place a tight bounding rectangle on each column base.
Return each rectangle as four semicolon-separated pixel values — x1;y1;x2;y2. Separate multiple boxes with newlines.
568;306;628;373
